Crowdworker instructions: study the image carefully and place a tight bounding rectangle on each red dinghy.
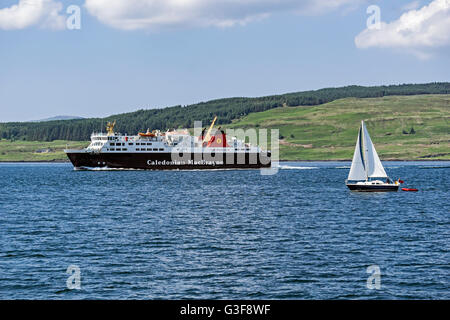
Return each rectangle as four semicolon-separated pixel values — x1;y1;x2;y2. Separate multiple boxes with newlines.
402;188;419;192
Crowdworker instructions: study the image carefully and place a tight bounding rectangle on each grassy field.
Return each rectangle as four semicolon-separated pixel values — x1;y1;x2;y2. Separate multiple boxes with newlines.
0;94;449;161
227;94;450;160
0;140;88;162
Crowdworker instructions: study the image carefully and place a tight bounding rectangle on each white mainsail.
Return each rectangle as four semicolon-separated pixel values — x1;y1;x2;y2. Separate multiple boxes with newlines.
362;122;387;178
347;126;366;181
347;121;387;181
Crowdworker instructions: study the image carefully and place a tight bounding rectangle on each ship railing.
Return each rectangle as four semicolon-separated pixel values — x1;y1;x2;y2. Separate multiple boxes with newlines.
91;132;109;136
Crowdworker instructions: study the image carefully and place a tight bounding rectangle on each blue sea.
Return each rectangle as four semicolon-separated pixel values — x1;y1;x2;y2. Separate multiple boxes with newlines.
0;162;448;299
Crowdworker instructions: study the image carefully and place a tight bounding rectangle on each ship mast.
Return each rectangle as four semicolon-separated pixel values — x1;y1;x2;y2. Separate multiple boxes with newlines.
202;116;217;145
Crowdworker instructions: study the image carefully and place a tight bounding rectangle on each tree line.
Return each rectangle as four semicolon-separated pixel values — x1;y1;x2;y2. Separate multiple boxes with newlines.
1;82;449;141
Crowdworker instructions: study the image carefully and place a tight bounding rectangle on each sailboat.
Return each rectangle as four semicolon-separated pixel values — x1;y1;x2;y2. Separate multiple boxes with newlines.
346;121;399;192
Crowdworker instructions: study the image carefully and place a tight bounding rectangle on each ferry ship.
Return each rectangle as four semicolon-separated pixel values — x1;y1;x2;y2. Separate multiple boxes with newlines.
64;117;271;170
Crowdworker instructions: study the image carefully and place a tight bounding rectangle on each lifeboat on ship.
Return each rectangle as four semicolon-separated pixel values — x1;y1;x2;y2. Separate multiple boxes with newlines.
138;129;156;137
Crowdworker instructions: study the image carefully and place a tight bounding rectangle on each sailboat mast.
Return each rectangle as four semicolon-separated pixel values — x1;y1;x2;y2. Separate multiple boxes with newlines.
361;121;368;181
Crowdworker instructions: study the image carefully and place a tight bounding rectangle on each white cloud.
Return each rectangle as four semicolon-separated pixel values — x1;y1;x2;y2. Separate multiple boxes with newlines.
402;1;421;12
84;0;361;31
355;0;450;57
0;0;65;30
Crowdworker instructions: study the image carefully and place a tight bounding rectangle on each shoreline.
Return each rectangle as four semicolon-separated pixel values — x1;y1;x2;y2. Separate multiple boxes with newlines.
279;159;450;162
1;159;449;163
0;160;70;163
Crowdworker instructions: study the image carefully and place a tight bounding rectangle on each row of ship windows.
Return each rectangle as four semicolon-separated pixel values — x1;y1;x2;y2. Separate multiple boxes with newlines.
107;148;165;151
109;142;154;146
102;137;158;142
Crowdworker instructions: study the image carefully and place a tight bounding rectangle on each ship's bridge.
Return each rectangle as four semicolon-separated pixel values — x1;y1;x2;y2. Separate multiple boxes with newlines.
87;132;109;151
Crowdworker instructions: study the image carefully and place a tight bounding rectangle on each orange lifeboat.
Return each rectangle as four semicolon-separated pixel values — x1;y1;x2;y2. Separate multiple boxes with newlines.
138;129;155;137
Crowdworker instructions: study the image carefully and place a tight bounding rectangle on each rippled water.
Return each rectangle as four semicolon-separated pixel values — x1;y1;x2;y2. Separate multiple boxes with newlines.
0;162;448;299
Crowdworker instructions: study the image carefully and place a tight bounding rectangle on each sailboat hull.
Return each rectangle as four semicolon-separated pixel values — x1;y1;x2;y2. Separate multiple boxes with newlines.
346;184;399;192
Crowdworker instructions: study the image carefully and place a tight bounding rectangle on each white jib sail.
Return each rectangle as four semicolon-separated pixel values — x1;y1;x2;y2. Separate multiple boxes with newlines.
347;126;367;181
362;122;387;178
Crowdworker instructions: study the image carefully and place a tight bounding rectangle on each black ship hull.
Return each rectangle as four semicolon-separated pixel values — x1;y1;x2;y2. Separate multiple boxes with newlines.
66;152;271;170
346;184;399;192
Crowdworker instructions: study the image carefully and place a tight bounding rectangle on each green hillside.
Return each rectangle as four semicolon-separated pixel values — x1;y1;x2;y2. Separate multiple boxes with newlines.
1;82;449;142
227;94;450;160
1;94;448;162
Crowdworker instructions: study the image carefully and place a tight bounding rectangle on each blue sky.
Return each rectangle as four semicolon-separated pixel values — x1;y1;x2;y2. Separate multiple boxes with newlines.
0;0;449;122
